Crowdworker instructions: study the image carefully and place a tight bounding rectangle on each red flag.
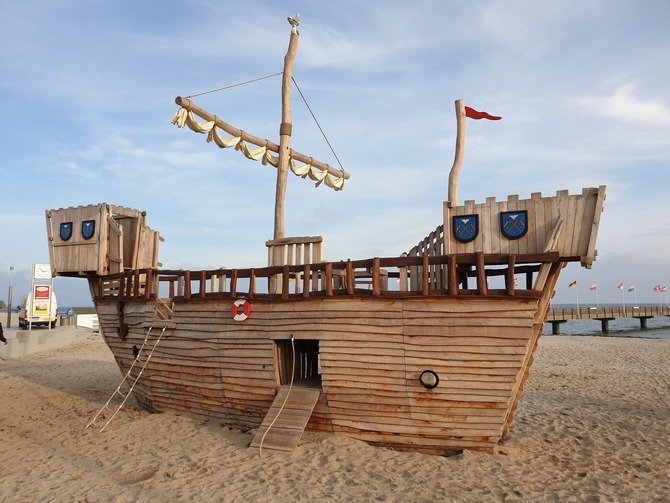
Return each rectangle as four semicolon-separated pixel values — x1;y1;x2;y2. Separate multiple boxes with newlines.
653;284;661;292
590;284;597;291
465;106;502;121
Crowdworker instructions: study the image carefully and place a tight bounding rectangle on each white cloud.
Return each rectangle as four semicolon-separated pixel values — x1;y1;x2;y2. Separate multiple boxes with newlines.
577;83;670;126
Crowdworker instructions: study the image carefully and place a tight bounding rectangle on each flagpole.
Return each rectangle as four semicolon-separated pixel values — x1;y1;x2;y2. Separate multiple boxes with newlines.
628;286;637;308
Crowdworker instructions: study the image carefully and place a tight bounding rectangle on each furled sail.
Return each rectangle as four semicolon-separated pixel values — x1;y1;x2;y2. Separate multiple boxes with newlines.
172;107;346;190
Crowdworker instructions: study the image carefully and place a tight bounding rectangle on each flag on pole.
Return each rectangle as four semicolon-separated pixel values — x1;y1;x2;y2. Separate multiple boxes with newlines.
514;276;518;288
590;284;597;291
628;286;635;292
464;106;502;121
568;281;577;288
653;284;661;292
617;283;623;290
662;286;667;293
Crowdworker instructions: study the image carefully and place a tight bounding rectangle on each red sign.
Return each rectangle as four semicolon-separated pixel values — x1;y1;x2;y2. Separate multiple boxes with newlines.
32;285;51;316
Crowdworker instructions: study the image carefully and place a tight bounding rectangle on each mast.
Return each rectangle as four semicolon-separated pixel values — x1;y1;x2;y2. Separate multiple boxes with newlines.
447;99;466;207
274;18;300;240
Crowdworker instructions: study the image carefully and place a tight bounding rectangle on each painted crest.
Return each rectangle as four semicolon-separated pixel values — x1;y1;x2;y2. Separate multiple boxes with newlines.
453;214;479;243
500;210;528;239
82;220;96;240
59;222;73;241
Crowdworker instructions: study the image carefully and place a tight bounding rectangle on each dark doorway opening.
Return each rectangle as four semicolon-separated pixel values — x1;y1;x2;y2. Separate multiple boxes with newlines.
275;339;321;388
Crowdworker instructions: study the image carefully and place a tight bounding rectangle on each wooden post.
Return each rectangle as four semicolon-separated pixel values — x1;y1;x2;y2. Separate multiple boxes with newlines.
448;99;466;206
274;30;300;240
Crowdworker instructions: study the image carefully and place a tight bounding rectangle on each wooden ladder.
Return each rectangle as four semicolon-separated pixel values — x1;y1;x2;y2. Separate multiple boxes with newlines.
249;385;321;455
86;325;166;432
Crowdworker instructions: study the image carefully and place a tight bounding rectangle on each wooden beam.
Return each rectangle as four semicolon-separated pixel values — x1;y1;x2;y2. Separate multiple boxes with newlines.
447;100;466;206
506;255;516;296
175;97;349;183
476;252;488;295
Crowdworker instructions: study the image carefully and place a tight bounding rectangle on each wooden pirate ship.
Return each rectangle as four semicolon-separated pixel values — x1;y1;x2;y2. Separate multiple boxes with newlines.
44;17;606;455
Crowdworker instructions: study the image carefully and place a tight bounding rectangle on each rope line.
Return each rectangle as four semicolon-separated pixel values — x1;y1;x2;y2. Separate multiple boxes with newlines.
291;76;346;172
185;72;283;99
259;335;295;458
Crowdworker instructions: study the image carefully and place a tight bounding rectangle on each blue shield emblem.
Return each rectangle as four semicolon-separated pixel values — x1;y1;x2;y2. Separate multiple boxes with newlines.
500;210;528;239
81;220;96;240
60;222;73;241
453;214;479;243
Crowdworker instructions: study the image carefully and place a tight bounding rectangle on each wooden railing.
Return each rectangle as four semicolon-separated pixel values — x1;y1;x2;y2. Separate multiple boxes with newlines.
95;251;560;302
406;224;445;290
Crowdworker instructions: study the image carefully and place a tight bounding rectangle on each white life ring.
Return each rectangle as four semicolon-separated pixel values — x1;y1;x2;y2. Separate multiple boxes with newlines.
231;299;251;321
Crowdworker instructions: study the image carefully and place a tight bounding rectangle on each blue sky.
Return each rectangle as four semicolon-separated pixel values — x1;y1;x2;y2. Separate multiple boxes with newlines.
1;0;669;307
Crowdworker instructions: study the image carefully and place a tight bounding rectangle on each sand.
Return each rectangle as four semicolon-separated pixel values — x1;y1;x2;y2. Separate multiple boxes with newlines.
1;334;668;503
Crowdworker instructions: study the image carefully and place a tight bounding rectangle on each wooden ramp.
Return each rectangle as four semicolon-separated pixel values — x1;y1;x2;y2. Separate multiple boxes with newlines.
249;385;321;454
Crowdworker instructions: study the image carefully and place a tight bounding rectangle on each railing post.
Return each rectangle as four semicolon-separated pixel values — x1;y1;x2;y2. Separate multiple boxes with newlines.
506;255;516;295
447;255;458;295
145;269;153;300
372;258;381;296
184;270;191;300
230;270;238;297
325;263;333;296
282;265;290;300
199;270;207;298
422;256;430;296
302;264;310;298
346;261;354;295
249;268;256;298
475;252;487;296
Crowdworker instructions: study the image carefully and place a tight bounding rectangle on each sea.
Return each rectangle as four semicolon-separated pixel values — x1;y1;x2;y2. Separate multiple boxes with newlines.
545;303;670;339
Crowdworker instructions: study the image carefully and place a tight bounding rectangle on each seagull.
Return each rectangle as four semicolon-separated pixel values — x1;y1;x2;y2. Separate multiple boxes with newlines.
288;12;300;33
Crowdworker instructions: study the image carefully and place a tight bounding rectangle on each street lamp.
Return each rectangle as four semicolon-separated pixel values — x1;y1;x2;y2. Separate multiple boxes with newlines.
6;266;14;327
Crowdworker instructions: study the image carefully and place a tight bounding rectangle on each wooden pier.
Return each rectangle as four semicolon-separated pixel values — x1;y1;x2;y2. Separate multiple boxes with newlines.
547;306;670;334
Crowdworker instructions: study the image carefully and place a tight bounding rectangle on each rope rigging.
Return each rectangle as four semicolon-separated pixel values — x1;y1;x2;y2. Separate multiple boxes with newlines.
179;72;346;175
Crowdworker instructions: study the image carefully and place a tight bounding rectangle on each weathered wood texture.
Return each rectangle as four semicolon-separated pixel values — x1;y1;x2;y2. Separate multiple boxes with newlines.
97;292;548;454
406;225;445;290
249;386;321;453
444;186;606;267
46;204;161;277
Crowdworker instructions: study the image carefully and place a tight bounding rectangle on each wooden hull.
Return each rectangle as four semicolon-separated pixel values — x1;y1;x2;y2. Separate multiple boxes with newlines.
96;291;552;454
48;186;604;453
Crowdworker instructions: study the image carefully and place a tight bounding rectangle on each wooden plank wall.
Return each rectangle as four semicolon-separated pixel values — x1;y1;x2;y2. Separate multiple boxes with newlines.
47;204;161;276
97;293;540;453
47;204;106;274
401;297;535;452
444;187;605;265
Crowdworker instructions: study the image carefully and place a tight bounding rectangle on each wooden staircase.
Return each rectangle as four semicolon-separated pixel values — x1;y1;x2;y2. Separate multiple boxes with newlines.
249;385;321;454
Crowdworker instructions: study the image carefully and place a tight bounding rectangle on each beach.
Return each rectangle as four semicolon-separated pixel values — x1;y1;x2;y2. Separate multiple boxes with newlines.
1;333;668;502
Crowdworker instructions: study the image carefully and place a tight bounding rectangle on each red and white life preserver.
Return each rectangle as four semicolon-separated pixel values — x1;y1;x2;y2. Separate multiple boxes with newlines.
231;299;251;321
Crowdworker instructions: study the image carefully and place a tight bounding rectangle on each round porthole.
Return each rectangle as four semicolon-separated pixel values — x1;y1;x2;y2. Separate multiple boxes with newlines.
419;370;439;389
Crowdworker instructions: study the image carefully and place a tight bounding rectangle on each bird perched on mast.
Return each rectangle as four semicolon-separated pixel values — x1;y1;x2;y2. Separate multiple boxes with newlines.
288;13;300;33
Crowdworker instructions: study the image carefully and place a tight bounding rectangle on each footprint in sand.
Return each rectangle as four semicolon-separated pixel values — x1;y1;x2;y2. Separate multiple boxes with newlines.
115;467;157;485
